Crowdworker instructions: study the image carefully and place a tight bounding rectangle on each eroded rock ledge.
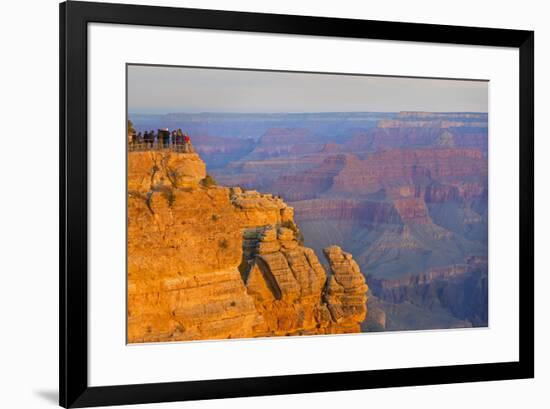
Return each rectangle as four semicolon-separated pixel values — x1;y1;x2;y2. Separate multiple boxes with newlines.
127;151;368;343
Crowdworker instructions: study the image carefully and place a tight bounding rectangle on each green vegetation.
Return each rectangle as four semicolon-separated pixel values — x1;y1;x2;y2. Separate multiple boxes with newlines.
159;186;176;208
166;168;181;188
282;220;304;245
201;173;217;187
218;238;229;250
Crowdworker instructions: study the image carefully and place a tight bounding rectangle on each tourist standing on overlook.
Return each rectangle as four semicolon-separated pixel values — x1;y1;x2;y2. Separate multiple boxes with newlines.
126;127;195;151
171;130;177;147
159;128;170;148
176;128;184;146
183;133;193;153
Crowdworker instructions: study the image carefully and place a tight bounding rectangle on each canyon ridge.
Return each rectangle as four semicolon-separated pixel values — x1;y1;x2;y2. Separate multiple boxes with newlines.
131;111;489;333
127;150;368;343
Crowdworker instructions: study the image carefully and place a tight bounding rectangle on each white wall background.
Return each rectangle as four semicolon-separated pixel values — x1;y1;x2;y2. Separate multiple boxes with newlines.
0;0;546;408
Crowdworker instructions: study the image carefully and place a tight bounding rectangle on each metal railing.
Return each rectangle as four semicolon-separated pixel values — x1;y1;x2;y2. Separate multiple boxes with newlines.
128;141;195;153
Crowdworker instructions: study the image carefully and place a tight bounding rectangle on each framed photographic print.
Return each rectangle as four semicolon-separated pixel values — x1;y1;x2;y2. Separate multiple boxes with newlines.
60;1;534;407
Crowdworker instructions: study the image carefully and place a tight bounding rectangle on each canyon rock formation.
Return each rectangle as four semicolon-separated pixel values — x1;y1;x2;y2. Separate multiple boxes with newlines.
127;151;368;343
130;111;489;332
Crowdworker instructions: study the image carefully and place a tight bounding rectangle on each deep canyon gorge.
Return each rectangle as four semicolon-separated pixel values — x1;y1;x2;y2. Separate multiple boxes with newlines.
129;111;488;337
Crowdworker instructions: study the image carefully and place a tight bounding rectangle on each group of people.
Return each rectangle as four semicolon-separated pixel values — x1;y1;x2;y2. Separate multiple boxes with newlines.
128;128;193;152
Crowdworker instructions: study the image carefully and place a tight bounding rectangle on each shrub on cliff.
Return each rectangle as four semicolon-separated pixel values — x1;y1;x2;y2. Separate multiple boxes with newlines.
157;185;176;208
201;173;217;187
282;220;304;246
218;238;229;250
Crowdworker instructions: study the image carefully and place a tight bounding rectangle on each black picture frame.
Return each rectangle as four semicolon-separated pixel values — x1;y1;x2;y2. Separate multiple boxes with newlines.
60;1;534;407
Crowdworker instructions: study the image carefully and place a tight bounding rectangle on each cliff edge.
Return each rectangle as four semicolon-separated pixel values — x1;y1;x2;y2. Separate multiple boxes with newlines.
127;151;367;343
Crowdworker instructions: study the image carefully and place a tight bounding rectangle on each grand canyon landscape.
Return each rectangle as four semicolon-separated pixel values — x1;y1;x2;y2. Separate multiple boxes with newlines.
127;66;488;343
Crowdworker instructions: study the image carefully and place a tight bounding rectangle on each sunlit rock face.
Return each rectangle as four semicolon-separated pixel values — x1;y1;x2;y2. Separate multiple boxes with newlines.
127;151;367;343
322;246;368;330
128;111;489;333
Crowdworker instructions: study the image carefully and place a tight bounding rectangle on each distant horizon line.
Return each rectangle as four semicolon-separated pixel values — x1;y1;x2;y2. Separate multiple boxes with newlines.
129;110;489;116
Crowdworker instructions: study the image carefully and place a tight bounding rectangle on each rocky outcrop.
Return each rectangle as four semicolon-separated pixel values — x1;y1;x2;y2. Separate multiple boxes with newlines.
338;113;488;153
245;226;328;335
331;148;487;195
323;246;368;329
239;147;487;204
191;135;254;169
269;155;350;201
393;197;430;224
213;156;321;192
435;130;456;147
245;128;324;160
292;199;401;225
366;262;488;328
377;119;488;129
128;150;206;191
127;151;368;343
397;112;488;120
242;226;368;335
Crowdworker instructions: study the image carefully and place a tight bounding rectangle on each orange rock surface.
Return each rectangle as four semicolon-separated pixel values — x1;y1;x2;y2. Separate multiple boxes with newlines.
127;151;368;343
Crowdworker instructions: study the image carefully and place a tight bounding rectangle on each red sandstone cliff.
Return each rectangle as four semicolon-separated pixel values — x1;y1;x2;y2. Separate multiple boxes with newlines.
331;148;486;195
245;128;325;159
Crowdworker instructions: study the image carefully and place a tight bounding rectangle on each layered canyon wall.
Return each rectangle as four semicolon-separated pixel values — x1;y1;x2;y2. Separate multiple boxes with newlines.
130;111;488;333
127;151;368;343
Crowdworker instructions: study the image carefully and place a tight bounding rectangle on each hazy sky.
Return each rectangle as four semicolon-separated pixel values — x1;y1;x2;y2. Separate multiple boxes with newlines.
127;64;488;114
